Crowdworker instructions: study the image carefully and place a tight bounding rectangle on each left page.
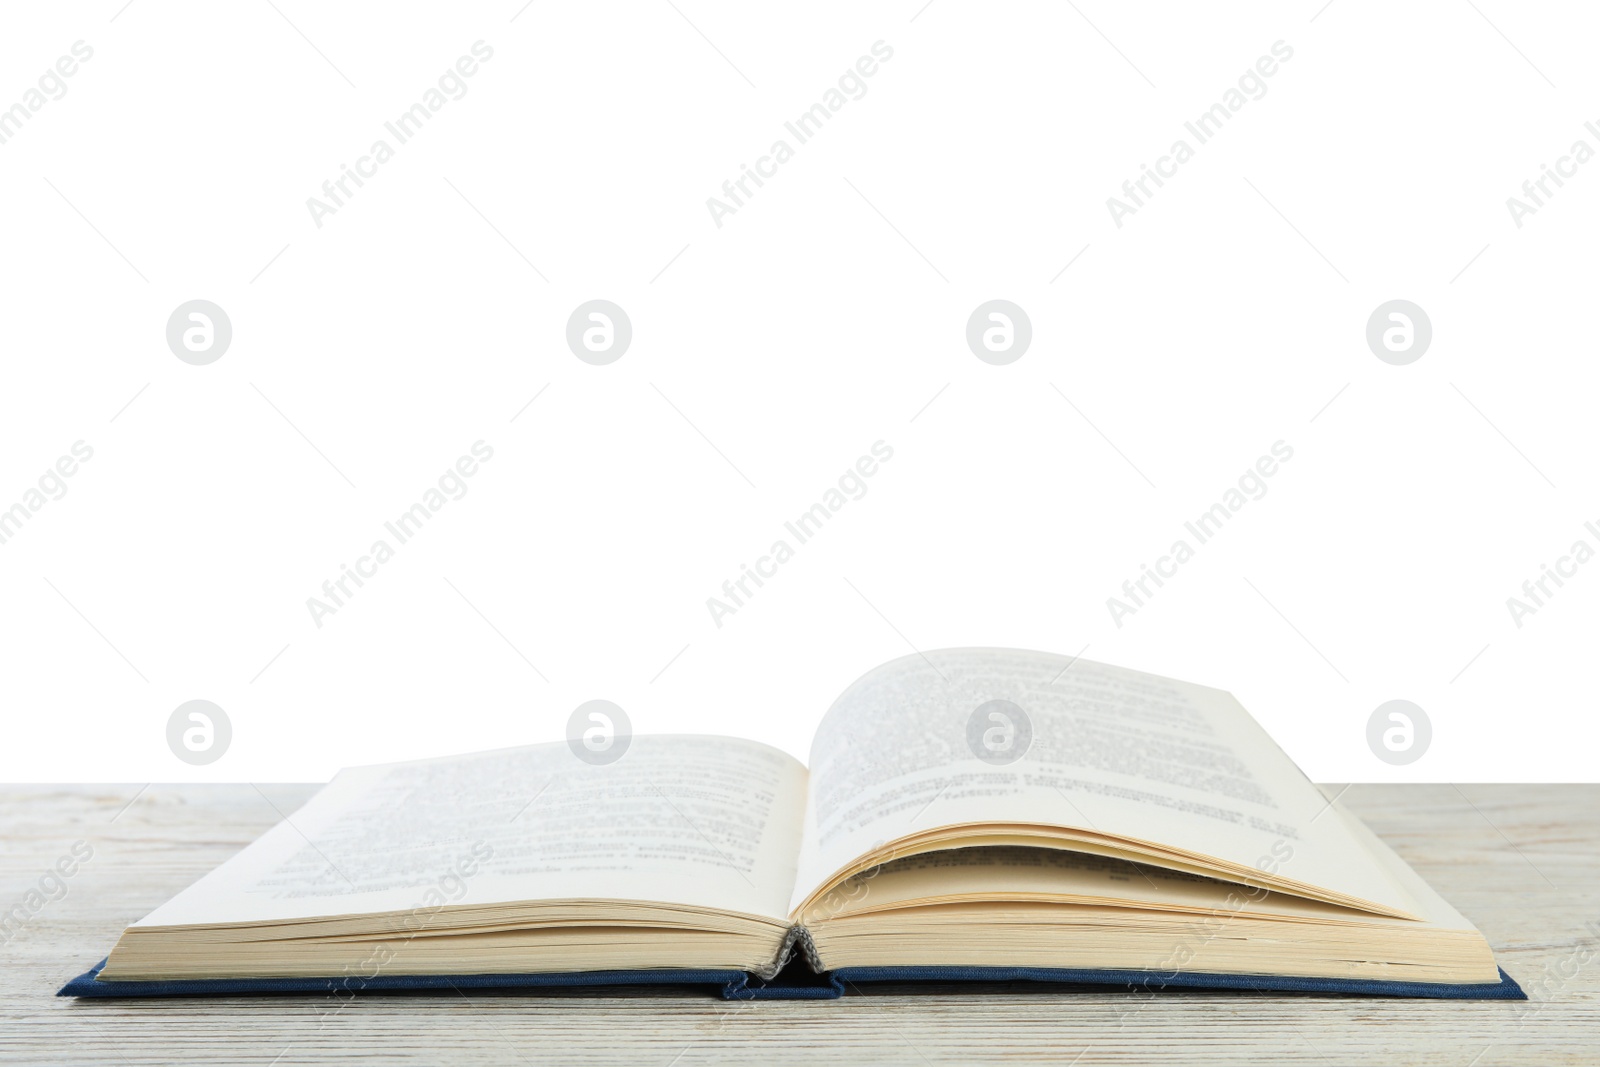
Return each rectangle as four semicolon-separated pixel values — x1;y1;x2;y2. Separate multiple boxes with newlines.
135;735;808;927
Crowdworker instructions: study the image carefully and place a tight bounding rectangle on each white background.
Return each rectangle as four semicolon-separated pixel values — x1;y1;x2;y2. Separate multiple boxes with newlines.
1;0;1596;782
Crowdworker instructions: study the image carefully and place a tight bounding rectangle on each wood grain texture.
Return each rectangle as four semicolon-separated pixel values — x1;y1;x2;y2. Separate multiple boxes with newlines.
0;784;1595;1065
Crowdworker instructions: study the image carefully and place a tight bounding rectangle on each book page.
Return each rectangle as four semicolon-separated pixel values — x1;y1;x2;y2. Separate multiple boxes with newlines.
813;846;1409;923
790;649;1418;917
137;735;807;928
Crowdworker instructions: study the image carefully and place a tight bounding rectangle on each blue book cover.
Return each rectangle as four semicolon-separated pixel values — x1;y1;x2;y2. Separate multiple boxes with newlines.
59;957;1525;1000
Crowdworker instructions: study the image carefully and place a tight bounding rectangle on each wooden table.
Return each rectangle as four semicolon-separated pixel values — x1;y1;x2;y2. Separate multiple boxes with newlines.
1;784;1595;1065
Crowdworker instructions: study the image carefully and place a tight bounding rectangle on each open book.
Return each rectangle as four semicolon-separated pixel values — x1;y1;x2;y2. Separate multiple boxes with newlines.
94;650;1507;991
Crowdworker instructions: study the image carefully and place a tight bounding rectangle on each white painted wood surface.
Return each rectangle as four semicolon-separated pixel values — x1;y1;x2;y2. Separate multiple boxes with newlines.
0;784;1595;1065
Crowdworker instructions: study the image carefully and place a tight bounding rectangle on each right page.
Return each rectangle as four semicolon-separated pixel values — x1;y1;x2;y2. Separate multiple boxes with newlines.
790;649;1421;919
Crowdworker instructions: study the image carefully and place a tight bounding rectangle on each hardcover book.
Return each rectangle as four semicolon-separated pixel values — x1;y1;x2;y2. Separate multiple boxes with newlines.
62;649;1522;1000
